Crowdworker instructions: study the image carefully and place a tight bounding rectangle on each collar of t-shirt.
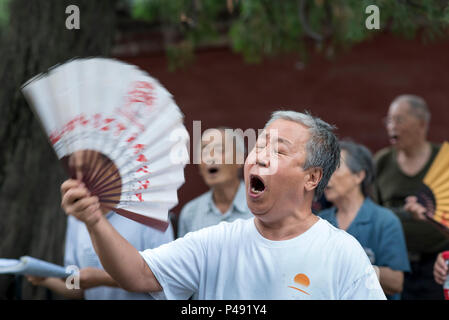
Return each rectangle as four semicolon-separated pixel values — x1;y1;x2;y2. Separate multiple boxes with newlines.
206;181;247;216
250;217;326;248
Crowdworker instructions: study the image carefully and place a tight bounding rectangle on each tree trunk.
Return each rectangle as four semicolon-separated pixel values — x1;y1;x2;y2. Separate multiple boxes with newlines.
0;0;117;299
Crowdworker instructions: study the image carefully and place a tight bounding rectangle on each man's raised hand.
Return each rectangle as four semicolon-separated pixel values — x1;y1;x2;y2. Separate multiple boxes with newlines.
404;196;427;221
61;179;102;227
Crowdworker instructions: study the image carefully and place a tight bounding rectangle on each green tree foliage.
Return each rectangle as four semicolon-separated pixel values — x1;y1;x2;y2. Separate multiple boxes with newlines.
131;0;449;68
0;0;10;30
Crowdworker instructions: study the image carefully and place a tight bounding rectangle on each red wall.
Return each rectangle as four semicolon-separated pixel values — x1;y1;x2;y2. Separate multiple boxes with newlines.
120;33;449;214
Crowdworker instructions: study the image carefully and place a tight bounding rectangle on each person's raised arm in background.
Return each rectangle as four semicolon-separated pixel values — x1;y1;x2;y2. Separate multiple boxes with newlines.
60;179;162;293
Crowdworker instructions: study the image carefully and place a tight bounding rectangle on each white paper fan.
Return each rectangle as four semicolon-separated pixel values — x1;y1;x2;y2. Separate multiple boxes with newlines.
21;58;190;231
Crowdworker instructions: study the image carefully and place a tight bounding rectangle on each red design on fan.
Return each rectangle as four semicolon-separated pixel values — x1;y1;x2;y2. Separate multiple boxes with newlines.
63;119;77;133
115;123;126;135
137;165;150;174
139;180;150;189
69;119;76;129
101;118;114;131
127;81;155;107
49;132;62;145
136;154;148;162
80;115;89;126
133;144;145;154
135;179;150;202
93;114;102;127
114;81;155;132
126;135;136;143
116;107;145;132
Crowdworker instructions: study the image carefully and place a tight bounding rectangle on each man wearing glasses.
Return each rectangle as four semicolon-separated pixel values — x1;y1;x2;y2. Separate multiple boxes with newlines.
374;94;449;299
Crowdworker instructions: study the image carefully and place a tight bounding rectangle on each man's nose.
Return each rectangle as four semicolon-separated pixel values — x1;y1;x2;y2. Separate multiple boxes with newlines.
256;158;269;168
255;149;270;168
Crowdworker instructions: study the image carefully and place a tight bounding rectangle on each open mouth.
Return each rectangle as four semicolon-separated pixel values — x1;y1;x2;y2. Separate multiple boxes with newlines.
208;167;219;174
250;174;266;195
389;134;399;144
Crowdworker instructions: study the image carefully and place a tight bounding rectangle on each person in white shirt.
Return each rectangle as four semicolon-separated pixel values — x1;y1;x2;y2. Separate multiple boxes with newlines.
59;110;386;300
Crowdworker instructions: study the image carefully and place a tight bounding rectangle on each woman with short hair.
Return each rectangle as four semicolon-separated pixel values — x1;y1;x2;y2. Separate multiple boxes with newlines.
319;140;410;300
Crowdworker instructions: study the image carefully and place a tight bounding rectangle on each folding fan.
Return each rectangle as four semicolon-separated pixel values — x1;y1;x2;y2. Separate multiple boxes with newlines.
21;58;190;231
417;141;449;233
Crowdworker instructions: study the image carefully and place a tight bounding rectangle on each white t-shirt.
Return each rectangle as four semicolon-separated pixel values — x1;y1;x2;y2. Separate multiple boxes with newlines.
139;217;386;300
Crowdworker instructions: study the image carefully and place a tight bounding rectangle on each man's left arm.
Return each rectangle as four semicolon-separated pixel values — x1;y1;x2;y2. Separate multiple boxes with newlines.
376;267;404;296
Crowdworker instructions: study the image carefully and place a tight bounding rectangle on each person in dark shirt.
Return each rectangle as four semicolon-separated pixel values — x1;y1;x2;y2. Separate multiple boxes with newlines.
374;94;449;299
320;140;410;299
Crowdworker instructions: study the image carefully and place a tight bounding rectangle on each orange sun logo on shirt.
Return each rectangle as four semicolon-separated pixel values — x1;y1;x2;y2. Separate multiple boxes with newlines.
288;273;310;295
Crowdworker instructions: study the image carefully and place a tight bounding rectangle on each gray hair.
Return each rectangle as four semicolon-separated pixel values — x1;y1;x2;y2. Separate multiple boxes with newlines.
392;94;431;123
339;140;375;198
265;110;340;198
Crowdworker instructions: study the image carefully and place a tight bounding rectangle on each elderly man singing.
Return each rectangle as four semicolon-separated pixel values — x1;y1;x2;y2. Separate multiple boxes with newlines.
60;110;385;300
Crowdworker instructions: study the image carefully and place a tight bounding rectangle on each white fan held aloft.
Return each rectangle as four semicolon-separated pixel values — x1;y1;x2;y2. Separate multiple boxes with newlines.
22;58;190;231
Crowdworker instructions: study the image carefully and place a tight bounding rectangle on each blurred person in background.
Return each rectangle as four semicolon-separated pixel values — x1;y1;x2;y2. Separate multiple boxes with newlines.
177;127;252;238
374;94;449;299
27;150;174;299
319;140;410;300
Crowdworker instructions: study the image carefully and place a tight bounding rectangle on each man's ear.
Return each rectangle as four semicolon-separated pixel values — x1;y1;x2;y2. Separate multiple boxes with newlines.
305;167;323;192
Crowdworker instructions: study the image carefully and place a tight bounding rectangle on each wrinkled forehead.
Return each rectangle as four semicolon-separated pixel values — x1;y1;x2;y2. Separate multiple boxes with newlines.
263;119;311;152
